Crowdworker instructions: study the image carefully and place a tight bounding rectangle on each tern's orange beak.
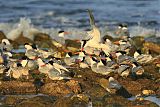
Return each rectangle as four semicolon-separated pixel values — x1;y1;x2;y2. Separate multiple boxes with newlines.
113;41;120;45
63;49;70;52
64;31;70;35
74;39;80;43
74;52;79;55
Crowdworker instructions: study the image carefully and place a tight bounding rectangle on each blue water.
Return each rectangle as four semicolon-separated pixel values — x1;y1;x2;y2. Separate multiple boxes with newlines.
0;0;160;29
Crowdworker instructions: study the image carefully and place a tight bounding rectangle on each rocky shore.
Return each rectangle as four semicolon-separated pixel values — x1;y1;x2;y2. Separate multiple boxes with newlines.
0;28;159;107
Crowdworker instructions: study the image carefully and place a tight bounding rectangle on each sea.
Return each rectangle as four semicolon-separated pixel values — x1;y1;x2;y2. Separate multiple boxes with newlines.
0;0;160;40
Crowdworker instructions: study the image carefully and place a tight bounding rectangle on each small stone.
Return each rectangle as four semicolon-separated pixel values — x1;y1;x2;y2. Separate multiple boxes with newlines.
0;31;6;41
142;90;155;96
66;80;82;94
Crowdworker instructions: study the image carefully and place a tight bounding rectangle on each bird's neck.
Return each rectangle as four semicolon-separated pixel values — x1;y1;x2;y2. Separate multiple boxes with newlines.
58;33;64;38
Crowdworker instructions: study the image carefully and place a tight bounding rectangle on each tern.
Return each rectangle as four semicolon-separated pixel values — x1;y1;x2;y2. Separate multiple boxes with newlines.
131;62;144;78
0;39;13;52
48;60;69;74
7;63;29;79
20;56;38;71
24;43;40;60
134;50;152;64
83;9;111;55
117;64;131;78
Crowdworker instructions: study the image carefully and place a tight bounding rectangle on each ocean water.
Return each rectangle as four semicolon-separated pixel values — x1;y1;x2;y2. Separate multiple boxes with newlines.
0;0;160;40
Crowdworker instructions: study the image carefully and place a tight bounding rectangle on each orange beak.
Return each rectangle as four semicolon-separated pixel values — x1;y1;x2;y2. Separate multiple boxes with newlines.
74;39;80;43
113;41;120;45
64;31;70;35
74;52;79;55
63;49;70;52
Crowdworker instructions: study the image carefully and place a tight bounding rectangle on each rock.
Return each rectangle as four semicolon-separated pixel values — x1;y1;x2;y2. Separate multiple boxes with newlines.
143;64;160;79
34;33;51;42
3;95;26;105
116;87;132;98
13;33;33;46
33;33;63;54
131;36;145;49
41;81;71;96
65;39;81;52
16;96;56;107
66;80;82;94
0;81;36;95
103;95;159;107
88;84;108;99
0;31;6;41
41;80;81;96
103;95;133;106
134;98;159;107
53;95;88;107
143;42;160;54
118;78;142;95
34;33;54;48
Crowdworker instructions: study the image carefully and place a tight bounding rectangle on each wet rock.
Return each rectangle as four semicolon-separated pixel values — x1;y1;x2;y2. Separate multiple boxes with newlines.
34;33;51;42
3;95;26;105
13;33;33;46
65;39;81;52
134;99;159;107
103;95;159;107
143;64;160;79
145;37;160;44
116;87;132;98
53;95;88;107
118;78;142;95
0;81;36;95
89;84;108;99
143;42;160;54
103;95;133;107
131;36;145;49
34;33;55;48
41;81;71;96
16;95;56;107
66;80;82;94
0;31;6;41
40;79;82;96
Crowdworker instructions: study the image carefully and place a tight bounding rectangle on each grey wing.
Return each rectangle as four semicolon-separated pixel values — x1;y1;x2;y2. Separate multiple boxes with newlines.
118;65;130;74
97;66;114;75
26;50;39;57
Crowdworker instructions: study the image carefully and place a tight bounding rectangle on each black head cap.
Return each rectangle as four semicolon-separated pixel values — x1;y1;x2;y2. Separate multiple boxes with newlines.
24;43;29;45
48;60;54;65
21;56;28;60
58;30;64;34
68;52;72;56
118;24;123;28
17;63;22;67
116;51;126;55
32;44;37;49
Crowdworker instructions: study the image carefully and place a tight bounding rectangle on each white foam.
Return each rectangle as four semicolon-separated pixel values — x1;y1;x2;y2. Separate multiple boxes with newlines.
0;17;159;42
129;26;156;37
0;18;40;41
